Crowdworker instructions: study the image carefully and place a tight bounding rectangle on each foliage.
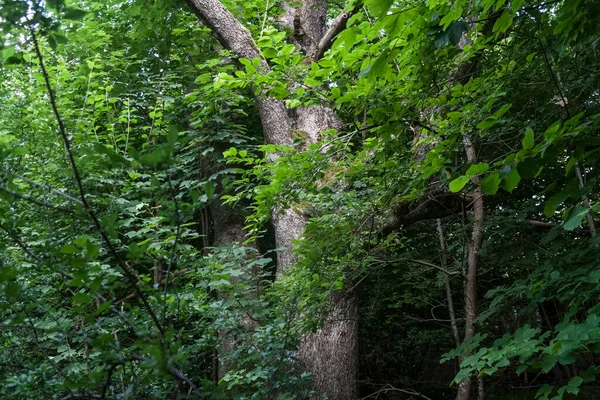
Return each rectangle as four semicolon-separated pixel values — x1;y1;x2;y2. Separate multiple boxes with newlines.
1;0;600;399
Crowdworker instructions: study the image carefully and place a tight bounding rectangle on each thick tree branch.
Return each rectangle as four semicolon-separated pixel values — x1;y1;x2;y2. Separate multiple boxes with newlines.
314;7;358;60
382;191;467;234
529;220;592;236
184;0;266;67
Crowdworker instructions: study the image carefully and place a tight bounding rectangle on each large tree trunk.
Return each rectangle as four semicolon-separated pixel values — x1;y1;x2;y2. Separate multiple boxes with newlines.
184;1;359;398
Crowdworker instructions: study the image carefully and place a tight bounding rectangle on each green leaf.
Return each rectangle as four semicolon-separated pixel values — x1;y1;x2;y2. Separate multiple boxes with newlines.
541;355;558;373
5;282;20;300
580;365;596;382
95;300;113;316
447;21;468;46
204;181;216;199
562;206;589;231
494;103;512;118
503;168;521;193
466;163;489;176
544;192;568;217
440;6;463;30
362;49;397;81
517;158;542;179
72;292;92;304
477;116;498;130
492;10;514;34
60;244;78;254
449;176;470;192
482;172;501;195
566;376;583;394
536;384;552;398
522;127;535;150
366;0;394;18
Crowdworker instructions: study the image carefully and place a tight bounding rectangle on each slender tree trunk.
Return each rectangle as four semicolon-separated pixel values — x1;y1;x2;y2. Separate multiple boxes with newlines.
437;219;461;349
575;164;597;237
184;1;359;397
455;133;485;400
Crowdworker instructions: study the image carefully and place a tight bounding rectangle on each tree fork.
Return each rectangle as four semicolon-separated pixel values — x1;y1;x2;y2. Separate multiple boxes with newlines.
183;0;359;397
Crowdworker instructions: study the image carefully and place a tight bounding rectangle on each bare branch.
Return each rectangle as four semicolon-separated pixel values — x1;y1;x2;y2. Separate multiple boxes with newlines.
359;384;433;400
314;7;359;60
0;187;75;214
529;220;592;236
0;169;83;205
381;257;460;276
382;191;467;234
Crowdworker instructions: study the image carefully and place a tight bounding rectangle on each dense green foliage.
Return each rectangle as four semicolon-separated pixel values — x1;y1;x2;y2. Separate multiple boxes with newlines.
1;0;600;399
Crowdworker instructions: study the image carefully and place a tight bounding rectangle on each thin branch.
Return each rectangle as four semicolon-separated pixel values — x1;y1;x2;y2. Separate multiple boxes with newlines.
0;187;75;214
162;175;182;326
378;257;460;275
0;222;44;264
59;395;102;400
0;169;83;205
167;365;203;397
438;219;462;348
30;28;164;337
528;220;592;236
359;384;433;400
131;355;202;397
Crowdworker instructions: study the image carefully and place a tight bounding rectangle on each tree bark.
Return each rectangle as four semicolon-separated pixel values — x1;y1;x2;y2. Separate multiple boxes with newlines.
184;1;358;398
455;133;484;400
437;219;461;349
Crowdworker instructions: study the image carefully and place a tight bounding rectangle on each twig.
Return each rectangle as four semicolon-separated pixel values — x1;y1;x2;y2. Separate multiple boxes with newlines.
163;175;182;326
359;384;433;400
0;187;75;214
0;169;83;205
0;221;44;264
381;257;460;275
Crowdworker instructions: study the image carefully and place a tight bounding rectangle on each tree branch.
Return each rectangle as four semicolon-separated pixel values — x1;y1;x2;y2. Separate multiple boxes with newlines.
184;0;266;67
381;257;460;276
314;7;359;60
382;190;467;234
529;220;592;236
0;187;75;214
30;29;165;337
0;169;83;205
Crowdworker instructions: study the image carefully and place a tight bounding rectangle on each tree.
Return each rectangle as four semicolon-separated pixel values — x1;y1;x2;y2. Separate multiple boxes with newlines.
183;1;359;397
2;0;600;399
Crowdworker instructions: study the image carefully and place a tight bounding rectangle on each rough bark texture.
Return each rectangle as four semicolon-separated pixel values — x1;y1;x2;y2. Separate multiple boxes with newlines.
296;0;327;57
299;291;359;400
210;199;247;247
185;0;264;64
184;1;359;398
272;207;307;275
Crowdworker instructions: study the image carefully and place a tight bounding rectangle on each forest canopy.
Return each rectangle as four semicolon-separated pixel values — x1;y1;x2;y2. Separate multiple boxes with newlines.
0;0;600;399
